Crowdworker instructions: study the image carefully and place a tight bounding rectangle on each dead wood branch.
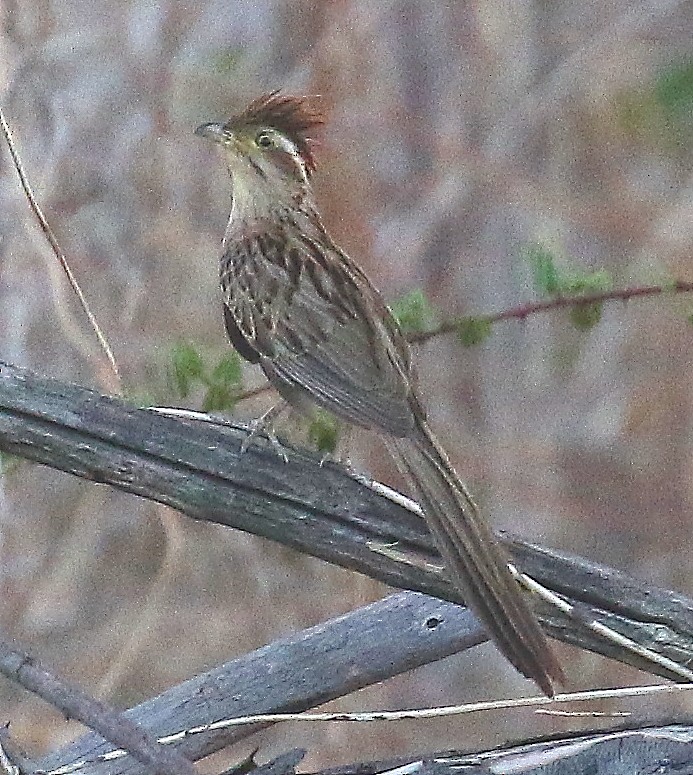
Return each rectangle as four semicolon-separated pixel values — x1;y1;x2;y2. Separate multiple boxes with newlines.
0;360;692;679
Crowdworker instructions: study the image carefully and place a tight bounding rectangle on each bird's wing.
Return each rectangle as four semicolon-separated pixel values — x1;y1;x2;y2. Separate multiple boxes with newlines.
221;232;415;436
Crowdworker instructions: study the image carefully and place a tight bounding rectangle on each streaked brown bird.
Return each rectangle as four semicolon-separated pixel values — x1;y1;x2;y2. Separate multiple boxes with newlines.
196;92;564;695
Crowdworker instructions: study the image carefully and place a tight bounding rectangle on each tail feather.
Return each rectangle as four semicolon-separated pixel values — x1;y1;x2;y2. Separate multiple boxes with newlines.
386;417;564;695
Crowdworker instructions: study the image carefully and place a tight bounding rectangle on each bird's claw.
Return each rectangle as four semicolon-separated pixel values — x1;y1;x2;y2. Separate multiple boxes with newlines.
240;403;289;463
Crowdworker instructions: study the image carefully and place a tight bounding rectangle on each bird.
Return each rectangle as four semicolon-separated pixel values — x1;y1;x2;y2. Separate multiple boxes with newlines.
195;92;564;695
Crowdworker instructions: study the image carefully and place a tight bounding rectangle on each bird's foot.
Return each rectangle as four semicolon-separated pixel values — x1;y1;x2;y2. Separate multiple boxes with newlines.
240;403;289;463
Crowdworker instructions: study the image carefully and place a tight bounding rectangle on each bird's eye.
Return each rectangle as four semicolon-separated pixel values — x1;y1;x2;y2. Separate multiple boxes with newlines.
256;132;273;148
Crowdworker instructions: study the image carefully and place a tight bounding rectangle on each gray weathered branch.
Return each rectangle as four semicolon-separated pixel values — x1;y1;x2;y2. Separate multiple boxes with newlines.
1;360;692;678
0;360;692;772
39;592;486;774
0;641;197;775
310;725;693;775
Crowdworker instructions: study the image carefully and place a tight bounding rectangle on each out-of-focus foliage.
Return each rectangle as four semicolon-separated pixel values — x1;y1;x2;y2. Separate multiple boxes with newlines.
168;342;243;411
390;288;438;336
656;60;693;125
308;410;341;455
617;59;693;150
457;316;493;347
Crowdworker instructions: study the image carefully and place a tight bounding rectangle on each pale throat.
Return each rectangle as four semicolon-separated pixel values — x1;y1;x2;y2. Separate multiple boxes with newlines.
223;162;316;243
227;169;282;226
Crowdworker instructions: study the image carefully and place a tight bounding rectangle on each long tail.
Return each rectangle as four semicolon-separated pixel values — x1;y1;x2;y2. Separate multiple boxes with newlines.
386;416;564;696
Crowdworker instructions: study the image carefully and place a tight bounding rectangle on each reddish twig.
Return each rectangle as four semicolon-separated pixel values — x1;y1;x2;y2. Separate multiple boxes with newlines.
408;281;693;343
233;382;274;403
234;281;693;405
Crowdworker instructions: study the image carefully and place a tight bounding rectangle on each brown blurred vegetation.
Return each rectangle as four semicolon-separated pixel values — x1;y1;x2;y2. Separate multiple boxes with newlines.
1;0;693;769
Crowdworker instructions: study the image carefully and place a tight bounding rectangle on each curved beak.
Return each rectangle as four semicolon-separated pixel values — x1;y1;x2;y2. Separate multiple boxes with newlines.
194;122;226;143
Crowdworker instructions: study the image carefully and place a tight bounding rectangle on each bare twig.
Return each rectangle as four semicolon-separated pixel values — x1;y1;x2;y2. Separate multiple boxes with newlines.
0;108;121;394
0;641;197;775
232;382;275;404
38;678;693;775
137;681;693;729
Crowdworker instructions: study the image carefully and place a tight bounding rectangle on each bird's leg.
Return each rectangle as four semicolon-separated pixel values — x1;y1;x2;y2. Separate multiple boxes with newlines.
241;402;289;462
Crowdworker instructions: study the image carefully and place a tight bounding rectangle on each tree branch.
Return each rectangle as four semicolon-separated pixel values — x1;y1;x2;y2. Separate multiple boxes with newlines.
1;361;692;680
0;641;197;775
309;723;693;775
38;592;486;774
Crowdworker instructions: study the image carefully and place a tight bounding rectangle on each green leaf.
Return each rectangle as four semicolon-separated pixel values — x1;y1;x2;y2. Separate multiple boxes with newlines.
524;244;562;296
203;353;243;411
390;289;437;335
560;267;610;331
523;243;612;301
655;59;693;124
308;411;340;454
211;353;243;386
170;342;205;398
562;268;612;296
570;302;603;330
202;383;237;413
457;316;492;347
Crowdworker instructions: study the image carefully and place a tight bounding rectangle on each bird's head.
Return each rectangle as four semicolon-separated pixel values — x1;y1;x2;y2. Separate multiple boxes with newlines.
196;92;324;216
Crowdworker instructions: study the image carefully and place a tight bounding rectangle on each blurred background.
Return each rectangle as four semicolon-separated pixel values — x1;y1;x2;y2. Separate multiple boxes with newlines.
1;0;693;769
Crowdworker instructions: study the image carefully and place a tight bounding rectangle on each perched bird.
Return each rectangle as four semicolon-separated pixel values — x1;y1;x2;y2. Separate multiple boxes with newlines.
196;92;564;695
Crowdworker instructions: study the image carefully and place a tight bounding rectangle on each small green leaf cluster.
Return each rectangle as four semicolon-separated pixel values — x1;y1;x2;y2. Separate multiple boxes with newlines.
524;244;612;330
457;316;492;346
308;410;340;455
390;289;438;335
169;342;243;412
617;59;693;152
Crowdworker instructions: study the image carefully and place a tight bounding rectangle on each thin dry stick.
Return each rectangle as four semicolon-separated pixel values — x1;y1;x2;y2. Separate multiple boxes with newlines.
0;108;121;394
43;680;693;775
0;642;197;775
154;681;693;728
